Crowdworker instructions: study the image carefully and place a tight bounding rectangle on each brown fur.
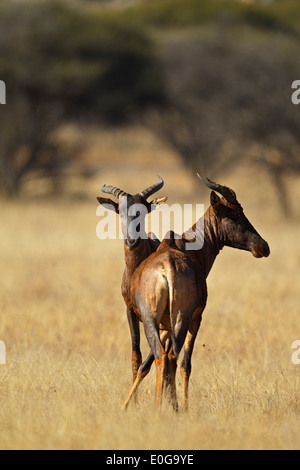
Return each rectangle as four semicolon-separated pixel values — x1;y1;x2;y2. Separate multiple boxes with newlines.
122;181;270;411
97;180;167;388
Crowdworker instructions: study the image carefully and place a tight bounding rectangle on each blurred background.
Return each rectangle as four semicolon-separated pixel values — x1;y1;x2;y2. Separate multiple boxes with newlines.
1;0;300;450
0;0;300;216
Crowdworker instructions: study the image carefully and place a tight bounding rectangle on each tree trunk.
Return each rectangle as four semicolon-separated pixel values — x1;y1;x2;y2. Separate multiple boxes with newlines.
270;167;292;219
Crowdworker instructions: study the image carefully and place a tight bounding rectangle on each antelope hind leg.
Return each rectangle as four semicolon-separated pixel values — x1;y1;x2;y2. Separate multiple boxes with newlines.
165;346;178;412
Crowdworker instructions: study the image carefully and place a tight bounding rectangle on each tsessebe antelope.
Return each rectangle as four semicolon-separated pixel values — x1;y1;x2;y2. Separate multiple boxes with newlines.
122;175;270;411
97;177;167;386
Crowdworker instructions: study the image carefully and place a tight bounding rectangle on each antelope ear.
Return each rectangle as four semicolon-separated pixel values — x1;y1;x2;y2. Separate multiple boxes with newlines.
97;197;119;213
150;196;168;208
210;191;221;213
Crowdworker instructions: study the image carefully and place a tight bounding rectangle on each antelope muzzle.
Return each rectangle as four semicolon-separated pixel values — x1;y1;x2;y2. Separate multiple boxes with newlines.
249;236;270;258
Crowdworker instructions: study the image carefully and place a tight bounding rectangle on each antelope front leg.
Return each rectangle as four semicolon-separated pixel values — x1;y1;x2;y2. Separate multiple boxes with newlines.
122;347;167;411
121;330;170;411
126;307;142;384
121;352;154;411
154;346;167;407
123;346;166;410
180;314;202;412
165;346;178;412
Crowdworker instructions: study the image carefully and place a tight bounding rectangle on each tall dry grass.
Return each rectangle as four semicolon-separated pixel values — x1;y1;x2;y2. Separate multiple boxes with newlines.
0;129;300;449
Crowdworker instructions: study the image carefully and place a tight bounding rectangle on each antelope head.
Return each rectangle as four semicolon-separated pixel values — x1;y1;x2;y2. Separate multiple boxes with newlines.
97;176;167;249
198;174;270;258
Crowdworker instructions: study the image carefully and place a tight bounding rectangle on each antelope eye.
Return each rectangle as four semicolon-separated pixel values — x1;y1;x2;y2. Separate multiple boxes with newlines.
231;210;239;219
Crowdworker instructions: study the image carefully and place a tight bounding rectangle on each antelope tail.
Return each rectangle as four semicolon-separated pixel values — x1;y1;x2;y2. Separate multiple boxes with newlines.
166;274;180;357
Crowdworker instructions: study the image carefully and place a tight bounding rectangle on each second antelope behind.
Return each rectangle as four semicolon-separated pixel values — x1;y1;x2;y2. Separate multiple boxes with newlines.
122;175;270;412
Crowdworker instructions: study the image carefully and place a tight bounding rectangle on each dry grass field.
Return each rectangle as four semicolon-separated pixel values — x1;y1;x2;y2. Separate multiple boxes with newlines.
0;127;300;450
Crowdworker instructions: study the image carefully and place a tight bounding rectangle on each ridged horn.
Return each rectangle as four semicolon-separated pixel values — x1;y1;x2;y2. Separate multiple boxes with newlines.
101;184;127;199
139;176;164;199
197;174;237;204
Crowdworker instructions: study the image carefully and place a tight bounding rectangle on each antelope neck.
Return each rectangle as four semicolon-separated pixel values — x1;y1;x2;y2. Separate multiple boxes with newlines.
199;206;223;278
124;239;152;277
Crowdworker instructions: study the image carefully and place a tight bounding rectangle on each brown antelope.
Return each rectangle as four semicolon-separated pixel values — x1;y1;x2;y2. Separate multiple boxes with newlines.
97;177;167;387
122;175;270;411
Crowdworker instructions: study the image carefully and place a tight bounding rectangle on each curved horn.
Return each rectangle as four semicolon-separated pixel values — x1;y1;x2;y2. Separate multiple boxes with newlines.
197;174;237;204
139;175;164;199
101;184;127;199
